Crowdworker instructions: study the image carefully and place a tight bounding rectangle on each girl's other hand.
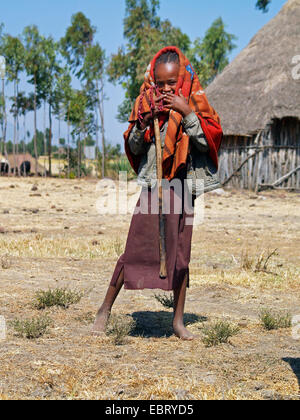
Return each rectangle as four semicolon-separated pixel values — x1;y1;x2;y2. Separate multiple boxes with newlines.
163;89;192;117
137;94;166;129
137;112;152;130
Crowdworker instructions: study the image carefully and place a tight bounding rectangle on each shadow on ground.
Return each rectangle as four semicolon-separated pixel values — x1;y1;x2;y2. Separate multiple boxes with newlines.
130;311;206;338
283;358;300;390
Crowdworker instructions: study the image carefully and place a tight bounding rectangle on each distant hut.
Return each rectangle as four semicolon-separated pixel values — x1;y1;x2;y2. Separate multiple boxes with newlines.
0;154;9;174
206;0;300;191
7;153;47;176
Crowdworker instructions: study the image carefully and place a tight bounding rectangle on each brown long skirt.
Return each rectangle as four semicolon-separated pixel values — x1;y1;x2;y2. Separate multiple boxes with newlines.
110;170;195;291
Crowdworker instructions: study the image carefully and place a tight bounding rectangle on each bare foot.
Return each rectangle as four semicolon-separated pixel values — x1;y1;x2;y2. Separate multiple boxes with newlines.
91;309;110;336
173;322;195;341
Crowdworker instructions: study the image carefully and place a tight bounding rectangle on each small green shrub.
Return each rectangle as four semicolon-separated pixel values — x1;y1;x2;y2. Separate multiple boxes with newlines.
106;314;136;345
10;316;53;339
260;308;292;331
154;293;174;309
33;288;84;310
201;321;240;347
106;157;136;180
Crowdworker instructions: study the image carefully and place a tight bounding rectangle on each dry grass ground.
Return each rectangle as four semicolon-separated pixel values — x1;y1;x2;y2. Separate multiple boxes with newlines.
0;176;299;400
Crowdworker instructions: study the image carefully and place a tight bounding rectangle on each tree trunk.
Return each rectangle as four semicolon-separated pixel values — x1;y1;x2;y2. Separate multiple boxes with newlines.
16;80;19;158
58;114;61;175
67;105;70;179
2;79;7;159
95;107;99;177
0;80;3;158
13;80;17;176
23;113;26;176
77;135;80;178
97;78;105;178
48;103;52;177
33;75;38;176
43;100;46;176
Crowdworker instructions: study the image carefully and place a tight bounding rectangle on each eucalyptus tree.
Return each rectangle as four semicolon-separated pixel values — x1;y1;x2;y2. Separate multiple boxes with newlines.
68;88;94;178
60;12;96;75
188;18;237;87
0;24;7;158
0;95;4;156
2;35;25;174
39;36;61;176
61;13;105;175
23;25;45;174
53;66;73;177
80;43;106;177
15;91;34;155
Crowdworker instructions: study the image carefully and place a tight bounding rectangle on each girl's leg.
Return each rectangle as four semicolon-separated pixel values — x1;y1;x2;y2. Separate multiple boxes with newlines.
91;267;124;335
173;272;195;340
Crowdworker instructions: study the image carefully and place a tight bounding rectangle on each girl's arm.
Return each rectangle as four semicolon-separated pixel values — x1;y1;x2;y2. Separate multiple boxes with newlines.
128;123;149;156
163;90;209;153
182;112;210;153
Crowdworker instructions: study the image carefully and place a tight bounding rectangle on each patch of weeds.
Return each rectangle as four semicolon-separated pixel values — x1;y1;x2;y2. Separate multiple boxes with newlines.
33;288;84;310
259;308;292;331
74;311;94;324
113;239;124;257
106;314;136;345
201;321;240;347
154;293;174;309
10;315;53;339
240;248;279;275
240;249;254;270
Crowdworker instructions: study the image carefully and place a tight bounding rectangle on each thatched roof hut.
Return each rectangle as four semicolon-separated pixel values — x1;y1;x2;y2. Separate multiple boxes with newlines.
206;0;300;190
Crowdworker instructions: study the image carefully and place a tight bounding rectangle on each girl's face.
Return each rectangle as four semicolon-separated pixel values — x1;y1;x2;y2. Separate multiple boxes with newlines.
155;62;179;95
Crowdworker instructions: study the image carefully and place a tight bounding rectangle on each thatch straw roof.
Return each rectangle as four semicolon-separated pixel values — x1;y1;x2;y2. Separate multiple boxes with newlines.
205;0;300;136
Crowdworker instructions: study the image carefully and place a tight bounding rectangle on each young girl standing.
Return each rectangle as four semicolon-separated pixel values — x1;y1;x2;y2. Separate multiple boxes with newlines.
92;46;223;340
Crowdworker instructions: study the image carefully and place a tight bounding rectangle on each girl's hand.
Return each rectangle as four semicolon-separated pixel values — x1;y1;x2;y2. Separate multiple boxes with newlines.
137;95;166;130
163;89;192;117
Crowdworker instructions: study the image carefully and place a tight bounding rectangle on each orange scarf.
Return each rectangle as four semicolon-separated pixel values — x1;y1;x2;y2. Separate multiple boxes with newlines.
124;46;223;181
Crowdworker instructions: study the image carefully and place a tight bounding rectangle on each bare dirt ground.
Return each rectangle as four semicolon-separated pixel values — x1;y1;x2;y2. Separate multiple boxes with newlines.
0;176;299;400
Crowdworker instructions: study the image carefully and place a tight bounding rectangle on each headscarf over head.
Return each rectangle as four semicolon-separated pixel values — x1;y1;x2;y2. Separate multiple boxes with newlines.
124;46;223;181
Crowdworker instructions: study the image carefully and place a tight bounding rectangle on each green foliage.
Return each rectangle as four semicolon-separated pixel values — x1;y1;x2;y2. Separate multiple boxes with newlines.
84;134;95;147
11;129;44;156
61;13;106;177
62;147;92;177
33;288;84;310
10;315;53;339
107;0;191;122
256;0;271;12
106;155;136;180
260;309;292;331
1;35;25;83
189;18;237;87
106;314;136;345
23;25;45;87
79;42;105;84
69;89;94;136
201;321;240;347
154;293;174;309
60;12;96;73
